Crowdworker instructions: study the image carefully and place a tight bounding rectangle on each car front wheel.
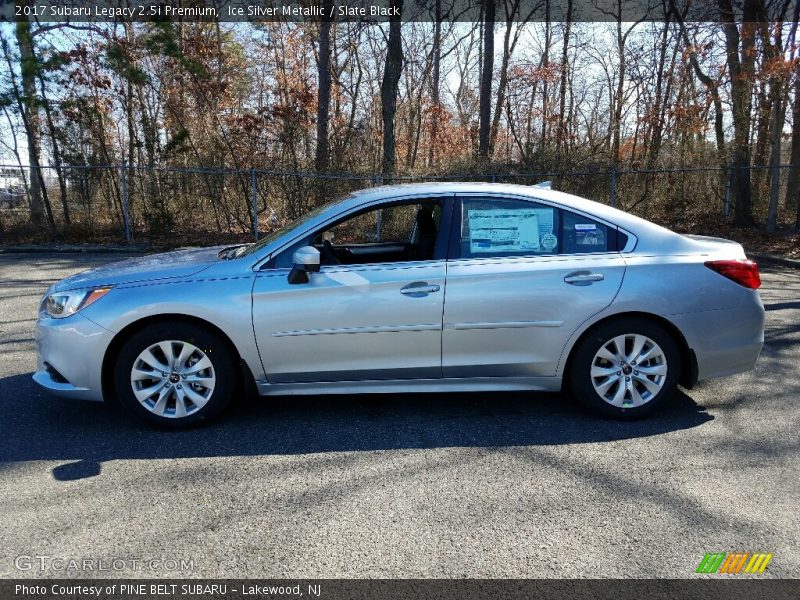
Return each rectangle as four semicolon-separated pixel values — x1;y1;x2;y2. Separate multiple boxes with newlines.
569;318;680;419
114;322;236;428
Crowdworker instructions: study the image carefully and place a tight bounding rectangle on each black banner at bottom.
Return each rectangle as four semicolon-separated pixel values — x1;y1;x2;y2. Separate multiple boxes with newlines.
1;580;798;600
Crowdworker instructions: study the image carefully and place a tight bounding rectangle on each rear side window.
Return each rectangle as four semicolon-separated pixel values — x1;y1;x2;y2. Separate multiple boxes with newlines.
456;197;622;258
561;211;611;254
459;198;561;259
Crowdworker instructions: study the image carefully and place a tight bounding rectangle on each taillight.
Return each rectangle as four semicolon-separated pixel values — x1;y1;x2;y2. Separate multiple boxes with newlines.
704;259;761;289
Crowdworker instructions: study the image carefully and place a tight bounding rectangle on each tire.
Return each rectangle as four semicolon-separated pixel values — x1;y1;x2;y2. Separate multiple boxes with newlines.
114;322;236;429
568;317;680;419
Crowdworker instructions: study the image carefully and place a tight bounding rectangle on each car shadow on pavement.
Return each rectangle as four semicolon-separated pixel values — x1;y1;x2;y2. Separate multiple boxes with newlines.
0;372;714;481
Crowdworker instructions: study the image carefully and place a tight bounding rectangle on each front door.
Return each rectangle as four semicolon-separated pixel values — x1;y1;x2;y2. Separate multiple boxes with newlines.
252;198;450;383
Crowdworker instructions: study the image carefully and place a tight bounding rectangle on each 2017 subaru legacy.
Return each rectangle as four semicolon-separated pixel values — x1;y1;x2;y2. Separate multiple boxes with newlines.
34;183;764;428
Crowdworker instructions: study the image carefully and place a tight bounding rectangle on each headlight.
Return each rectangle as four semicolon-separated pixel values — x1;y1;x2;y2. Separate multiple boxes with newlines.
42;287;113;319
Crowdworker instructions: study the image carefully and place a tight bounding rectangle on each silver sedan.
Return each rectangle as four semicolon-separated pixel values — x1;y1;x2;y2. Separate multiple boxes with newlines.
33;183;765;427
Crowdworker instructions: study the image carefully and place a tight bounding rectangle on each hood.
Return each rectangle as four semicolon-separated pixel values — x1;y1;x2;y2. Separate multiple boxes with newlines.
53;246;228;291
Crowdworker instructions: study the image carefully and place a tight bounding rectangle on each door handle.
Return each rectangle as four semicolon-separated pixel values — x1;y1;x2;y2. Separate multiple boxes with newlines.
564;271;604;285
400;282;441;297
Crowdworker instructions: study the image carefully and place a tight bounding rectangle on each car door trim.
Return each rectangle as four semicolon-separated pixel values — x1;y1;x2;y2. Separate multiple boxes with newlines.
445;320;565;331
272;323;442;337
255;375;563;396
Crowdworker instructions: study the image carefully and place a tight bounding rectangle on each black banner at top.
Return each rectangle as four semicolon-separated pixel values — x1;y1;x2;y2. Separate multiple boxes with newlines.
1;0;798;23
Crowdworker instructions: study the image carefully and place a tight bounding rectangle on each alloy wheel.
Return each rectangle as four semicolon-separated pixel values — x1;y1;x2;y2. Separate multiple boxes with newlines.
130;340;216;418
590;333;667;408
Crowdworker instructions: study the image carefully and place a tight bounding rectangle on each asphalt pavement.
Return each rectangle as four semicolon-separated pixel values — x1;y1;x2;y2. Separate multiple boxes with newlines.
0;253;798;578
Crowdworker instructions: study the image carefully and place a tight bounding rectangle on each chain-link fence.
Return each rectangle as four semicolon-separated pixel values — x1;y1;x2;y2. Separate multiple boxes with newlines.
0;163;795;245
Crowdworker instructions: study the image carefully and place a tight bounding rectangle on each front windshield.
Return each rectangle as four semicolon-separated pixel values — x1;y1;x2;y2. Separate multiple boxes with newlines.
235;196;348;258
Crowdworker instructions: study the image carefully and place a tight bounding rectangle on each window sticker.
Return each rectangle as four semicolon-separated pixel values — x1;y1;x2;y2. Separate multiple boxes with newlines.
468;209;541;254
576;226;605;246
530;208;554;239
574;223;597;231
540;232;558;251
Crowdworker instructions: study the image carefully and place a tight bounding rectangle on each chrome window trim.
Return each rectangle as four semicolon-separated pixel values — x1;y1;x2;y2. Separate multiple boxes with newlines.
445;253;622;267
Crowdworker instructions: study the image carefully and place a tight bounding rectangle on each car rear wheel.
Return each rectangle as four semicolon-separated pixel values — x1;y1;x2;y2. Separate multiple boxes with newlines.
114;322;235;428
568;318;680;419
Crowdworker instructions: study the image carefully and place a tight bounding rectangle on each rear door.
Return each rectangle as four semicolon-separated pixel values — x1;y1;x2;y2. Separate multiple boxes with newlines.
442;194;626;378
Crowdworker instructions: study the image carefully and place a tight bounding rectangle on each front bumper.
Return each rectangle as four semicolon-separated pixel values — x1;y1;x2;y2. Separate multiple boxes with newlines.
32;313;114;402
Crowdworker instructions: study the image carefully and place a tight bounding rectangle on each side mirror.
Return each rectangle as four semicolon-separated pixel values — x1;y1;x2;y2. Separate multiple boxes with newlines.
288;246;320;285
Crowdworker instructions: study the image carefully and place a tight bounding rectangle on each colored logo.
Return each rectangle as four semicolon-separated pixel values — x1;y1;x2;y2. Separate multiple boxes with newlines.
696;552;773;574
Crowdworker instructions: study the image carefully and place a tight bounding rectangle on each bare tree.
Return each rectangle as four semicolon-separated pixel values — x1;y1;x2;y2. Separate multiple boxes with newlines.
36;66;70;224
10;15;55;230
489;0;540;157
381;0;404;177
719;0;758;226
765;10;796;232
315;4;332;174
478;0;495;159
555;0;574;159
427;0;443;168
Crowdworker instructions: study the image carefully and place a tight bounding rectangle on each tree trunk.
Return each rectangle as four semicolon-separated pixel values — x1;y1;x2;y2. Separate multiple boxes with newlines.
381;0;404;177
36;57;70;224
427;0;441;169
539;16;551;150
788;64;800;227
555;0;573;160
478;0;495;159
752;79;771;180
720;0;757;227
13;16;54;230
765;22;789;233
611;19;626;165
490;0;532;158
1;104;33;219
645;14;671;170
315;7;332;174
674;14;726;165
766;91;786;233
788;73;800;204
783;9;800;231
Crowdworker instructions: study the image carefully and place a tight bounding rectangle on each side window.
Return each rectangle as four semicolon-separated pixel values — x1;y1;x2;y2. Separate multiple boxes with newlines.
561;211;611;254
272;200;442;268
459;197;560;259
327;209;380;244
326;202;439;245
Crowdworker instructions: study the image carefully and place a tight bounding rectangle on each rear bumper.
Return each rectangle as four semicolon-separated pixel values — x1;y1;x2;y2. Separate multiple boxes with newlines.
672;290;765;382
32;313;112;402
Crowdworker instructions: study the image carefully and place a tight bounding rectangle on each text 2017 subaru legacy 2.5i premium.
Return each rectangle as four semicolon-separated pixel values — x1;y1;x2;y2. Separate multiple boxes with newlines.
34;183;765;428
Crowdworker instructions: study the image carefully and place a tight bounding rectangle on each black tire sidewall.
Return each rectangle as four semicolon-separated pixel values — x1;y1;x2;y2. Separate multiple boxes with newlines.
570;318;680;419
113;322;235;429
